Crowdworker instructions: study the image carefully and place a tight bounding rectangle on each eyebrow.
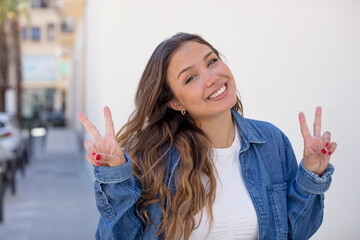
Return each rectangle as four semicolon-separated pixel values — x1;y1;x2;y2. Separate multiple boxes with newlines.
177;51;214;79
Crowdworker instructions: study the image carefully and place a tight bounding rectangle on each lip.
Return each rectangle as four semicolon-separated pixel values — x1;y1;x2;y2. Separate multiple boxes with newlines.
206;82;229;101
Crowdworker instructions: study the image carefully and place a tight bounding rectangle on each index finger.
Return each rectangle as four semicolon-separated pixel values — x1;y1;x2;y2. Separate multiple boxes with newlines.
313;106;322;137
77;112;101;140
299;111;311;140
104;106;115;137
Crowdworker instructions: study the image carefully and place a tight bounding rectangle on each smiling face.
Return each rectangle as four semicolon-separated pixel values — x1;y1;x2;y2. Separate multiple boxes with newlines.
167;41;237;123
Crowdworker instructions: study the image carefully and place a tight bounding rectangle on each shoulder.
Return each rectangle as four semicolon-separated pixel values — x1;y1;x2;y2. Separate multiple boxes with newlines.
250;118;292;149
232;110;289;145
247;118;285;138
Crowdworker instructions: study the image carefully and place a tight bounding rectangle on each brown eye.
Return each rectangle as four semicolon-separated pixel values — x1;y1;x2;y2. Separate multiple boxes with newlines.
185;75;195;84
208;58;218;67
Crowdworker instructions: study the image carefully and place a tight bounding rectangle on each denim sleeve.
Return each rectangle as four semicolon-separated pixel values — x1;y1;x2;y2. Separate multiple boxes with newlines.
283;137;335;240
93;153;143;240
297;160;335;195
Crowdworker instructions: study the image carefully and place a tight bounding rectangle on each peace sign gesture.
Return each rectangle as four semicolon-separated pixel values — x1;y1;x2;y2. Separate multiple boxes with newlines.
299;106;337;176
77;106;126;167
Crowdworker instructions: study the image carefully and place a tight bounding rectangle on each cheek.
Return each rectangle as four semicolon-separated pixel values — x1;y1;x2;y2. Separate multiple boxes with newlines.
220;64;234;79
179;85;204;104
216;61;228;71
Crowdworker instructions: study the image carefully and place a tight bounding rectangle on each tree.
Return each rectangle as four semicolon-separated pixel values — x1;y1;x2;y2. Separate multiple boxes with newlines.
0;0;30;120
0;0;10;112
8;0;30;123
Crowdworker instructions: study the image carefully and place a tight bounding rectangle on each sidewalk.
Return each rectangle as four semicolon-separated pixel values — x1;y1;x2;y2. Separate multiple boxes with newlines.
0;128;99;240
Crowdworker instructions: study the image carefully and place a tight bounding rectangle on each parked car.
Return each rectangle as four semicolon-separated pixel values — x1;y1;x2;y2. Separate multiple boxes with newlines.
0;143;6;223
0;113;29;222
0;113;24;160
0;143;6;176
0;113;28;190
48;111;66;127
0;143;6;164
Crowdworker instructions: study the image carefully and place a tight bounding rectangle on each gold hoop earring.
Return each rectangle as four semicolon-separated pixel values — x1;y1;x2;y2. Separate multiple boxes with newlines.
181;110;186;115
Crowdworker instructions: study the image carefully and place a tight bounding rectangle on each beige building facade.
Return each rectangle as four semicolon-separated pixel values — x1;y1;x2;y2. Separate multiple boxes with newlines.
14;0;83;128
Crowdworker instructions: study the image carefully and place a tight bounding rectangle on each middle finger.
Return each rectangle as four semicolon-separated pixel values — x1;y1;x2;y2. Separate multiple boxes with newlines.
313;106;322;137
104;106;115;137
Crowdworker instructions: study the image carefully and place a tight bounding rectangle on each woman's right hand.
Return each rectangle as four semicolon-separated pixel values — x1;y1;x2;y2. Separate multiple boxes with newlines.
77;106;126;167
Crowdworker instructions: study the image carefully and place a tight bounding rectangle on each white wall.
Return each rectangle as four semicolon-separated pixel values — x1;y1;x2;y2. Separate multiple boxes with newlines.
84;1;360;238
70;19;85;135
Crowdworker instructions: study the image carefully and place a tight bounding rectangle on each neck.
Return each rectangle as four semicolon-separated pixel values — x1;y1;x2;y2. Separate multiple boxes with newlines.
196;110;235;148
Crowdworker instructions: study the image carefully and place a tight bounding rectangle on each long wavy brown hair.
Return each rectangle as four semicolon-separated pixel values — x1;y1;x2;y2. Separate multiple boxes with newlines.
116;32;243;239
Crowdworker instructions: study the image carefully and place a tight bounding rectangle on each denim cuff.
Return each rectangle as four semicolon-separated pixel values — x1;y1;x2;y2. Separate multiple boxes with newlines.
296;160;335;195
94;153;133;184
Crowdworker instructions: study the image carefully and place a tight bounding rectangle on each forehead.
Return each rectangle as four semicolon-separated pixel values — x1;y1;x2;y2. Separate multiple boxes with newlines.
168;41;212;71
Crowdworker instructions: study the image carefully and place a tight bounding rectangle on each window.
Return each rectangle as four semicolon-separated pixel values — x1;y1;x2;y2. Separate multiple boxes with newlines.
47;23;55;41
32;27;41;41
61;16;74;33
31;0;48;8
21;27;27;40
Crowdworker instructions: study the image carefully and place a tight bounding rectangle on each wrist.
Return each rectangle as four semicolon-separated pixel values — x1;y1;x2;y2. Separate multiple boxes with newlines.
303;160;322;176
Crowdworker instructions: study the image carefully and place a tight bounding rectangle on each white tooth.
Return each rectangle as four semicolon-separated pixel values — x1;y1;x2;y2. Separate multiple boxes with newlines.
209;84;227;99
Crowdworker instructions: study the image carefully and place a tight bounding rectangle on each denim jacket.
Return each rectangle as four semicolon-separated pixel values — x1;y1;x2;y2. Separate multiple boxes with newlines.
93;110;334;240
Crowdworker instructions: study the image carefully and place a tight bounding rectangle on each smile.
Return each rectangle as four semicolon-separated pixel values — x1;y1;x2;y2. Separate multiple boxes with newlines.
208;84;227;100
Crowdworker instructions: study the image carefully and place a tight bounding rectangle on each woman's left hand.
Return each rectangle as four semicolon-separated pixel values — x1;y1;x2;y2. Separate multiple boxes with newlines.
299;106;337;176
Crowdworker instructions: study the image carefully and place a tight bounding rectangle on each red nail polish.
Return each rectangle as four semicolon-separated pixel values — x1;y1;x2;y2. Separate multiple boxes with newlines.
92;152;96;156
321;148;327;154
328;152;332;155
325;143;329;147
96;154;101;160
96;162;100;166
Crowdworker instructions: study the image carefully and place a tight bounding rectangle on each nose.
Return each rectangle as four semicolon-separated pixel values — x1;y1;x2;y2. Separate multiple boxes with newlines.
205;72;220;88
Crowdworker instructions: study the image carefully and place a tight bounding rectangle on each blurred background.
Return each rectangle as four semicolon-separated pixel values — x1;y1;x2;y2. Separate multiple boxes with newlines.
0;0;359;239
0;0;99;239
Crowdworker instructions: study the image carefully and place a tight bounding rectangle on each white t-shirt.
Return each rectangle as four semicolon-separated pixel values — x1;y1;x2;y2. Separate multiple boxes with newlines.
188;127;258;240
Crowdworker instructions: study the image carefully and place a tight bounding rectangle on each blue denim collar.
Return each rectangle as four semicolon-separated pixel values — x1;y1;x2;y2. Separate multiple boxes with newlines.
231;109;266;154
167;109;266;186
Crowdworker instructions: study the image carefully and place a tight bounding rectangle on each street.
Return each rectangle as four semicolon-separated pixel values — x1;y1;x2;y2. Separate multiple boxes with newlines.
0;128;99;240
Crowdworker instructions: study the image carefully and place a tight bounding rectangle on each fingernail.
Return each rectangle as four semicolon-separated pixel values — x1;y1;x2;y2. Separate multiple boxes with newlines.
92;152;96;156
96;154;101;160
328;152;332;155
321;148;327;154
96;162;101;166
325;143;329;147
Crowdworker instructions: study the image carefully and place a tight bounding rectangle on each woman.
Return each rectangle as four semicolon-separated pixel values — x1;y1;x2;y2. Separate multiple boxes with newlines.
78;33;337;240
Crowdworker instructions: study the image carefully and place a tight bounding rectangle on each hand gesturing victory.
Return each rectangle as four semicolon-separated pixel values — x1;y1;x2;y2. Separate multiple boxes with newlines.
299;107;337;176
77;106;126;167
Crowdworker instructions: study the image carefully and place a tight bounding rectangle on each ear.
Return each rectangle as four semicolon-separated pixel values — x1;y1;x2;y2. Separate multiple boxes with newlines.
168;99;185;112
